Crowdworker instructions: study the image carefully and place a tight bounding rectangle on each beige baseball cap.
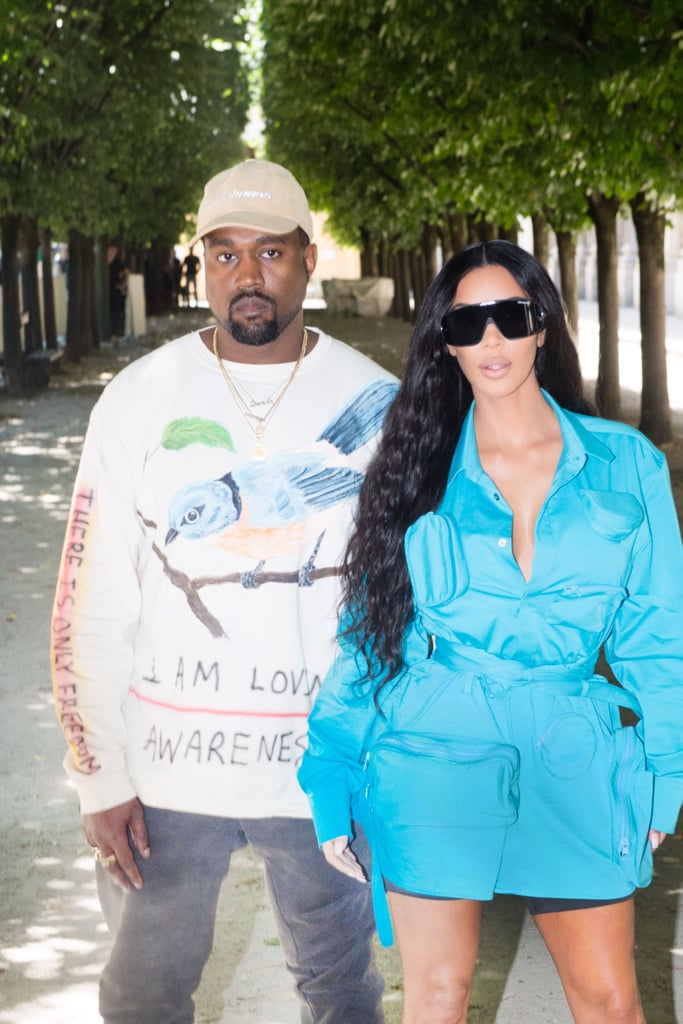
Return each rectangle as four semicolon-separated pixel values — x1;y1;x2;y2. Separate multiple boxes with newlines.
189;160;314;246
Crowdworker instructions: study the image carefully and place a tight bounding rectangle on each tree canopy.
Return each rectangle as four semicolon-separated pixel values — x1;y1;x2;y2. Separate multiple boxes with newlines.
2;1;682;439
262;0;682;440
1;0;250;390
1;0;250;243
262;0;682;246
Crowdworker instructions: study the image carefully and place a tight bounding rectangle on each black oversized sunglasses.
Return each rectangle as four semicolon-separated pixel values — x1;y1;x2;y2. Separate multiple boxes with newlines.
441;299;547;347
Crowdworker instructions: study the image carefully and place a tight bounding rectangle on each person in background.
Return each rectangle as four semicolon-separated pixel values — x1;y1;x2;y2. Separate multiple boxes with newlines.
108;244;129;337
182;246;201;307
299;240;683;1024
171;253;183;309
51;159;397;1024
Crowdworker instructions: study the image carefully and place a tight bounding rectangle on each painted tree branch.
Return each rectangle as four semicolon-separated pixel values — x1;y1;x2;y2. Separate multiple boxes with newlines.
137;511;341;639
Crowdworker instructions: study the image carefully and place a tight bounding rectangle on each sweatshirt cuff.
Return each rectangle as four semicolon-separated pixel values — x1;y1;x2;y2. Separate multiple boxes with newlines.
64;751;136;814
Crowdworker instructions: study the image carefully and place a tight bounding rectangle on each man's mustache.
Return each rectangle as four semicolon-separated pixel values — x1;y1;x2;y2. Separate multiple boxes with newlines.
229;290;275;311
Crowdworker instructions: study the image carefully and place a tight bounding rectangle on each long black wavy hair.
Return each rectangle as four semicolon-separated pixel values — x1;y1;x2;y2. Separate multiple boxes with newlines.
342;239;594;692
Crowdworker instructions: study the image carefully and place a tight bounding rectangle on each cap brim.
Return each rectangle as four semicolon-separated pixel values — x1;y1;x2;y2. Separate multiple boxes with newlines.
189;211;309;248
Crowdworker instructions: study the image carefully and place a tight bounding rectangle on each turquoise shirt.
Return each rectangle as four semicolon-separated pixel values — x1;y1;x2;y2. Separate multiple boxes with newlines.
300;393;683;857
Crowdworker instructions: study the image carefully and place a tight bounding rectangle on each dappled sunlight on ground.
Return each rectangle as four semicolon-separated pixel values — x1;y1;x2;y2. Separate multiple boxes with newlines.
0;847;109;1021
0;387;112;1021
0;983;102;1024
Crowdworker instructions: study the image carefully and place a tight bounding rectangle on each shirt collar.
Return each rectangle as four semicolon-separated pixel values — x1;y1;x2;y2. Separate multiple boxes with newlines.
447;390;614;489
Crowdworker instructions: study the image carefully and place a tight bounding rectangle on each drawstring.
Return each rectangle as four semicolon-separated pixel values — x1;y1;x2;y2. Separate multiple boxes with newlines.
371;860;395;947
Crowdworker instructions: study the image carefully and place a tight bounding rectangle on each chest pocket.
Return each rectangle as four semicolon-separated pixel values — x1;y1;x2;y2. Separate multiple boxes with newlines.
405;513;469;617
545;583;628;643
542;489;644;648
578;489;644;541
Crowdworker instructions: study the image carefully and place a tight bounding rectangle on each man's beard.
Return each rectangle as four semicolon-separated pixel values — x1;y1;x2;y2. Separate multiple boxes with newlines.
227;291;281;347
228;317;280;347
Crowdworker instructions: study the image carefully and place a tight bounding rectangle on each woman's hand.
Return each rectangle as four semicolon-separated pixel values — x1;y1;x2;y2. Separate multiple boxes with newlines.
321;836;367;883
648;829;668;852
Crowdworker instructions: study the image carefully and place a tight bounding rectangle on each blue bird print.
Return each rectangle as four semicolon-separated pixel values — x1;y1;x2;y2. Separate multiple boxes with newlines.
165;380;397;581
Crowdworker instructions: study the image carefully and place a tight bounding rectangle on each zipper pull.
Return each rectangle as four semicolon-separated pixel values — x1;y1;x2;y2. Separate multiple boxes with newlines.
362;750;371;800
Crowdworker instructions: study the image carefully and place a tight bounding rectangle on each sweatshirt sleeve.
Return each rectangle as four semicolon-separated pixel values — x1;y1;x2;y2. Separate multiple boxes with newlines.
298;645;378;846
604;447;683;834
51;386;143;814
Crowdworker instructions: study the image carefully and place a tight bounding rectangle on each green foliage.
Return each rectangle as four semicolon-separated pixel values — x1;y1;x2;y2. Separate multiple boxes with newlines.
261;0;683;247
3;1;681;270
0;0;251;244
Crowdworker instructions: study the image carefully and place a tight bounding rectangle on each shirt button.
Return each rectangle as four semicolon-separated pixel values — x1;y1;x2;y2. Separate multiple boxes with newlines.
493;493;500;501
498;538;507;548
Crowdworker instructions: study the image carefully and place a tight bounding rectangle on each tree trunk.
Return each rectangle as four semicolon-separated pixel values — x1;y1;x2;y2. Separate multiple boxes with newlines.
20;218;44;353
65;229;97;362
587;191;621;419
129;243;145;274
443;213;466;259
422;224;438;290
629;194;671;445
532;213;549;268
360;228;378;277
1;213;24;396
377;237;390;279
399;249;413;321
40;227;58;350
409;246;428;319
389;250;400;317
391;250;412;322
86;241;99;349
469;215;496;243
556;230;579;336
144;242;175;317
499;223;519;244
95;237;109;342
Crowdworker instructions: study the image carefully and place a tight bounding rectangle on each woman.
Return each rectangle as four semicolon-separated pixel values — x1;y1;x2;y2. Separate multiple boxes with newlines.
299;240;683;1023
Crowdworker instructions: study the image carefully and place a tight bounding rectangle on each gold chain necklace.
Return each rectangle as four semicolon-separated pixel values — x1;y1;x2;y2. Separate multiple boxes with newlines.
233;377;284;410
212;326;308;459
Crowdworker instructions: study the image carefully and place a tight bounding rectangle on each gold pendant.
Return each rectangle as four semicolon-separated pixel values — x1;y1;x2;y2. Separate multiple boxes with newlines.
253;426;267;459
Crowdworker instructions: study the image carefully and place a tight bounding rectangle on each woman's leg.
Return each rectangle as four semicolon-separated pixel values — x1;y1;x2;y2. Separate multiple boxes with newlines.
533;897;644;1023
387;892;483;1024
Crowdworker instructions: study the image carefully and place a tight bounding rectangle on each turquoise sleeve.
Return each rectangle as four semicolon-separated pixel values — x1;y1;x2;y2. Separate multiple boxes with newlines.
604;450;683;833
298;646;378;845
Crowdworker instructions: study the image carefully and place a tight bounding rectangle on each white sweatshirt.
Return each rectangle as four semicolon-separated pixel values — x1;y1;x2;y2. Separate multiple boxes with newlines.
51;328;397;818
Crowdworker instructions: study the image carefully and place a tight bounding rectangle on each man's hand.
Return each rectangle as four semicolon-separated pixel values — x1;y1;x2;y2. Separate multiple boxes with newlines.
321;836;367;883
83;798;150;892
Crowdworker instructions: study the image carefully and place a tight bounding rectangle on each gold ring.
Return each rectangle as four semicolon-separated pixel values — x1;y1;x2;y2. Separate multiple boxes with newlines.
92;847;118;868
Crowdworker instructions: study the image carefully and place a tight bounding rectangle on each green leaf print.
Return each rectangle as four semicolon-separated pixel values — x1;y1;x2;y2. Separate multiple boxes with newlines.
161;418;235;452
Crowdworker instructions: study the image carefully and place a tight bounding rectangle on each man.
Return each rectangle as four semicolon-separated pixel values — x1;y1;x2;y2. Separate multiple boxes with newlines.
182;246;201;306
51;159;397;1024
107;244;129;337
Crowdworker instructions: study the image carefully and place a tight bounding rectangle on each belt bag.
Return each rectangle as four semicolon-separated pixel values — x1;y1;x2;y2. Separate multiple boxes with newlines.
363;732;520;945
